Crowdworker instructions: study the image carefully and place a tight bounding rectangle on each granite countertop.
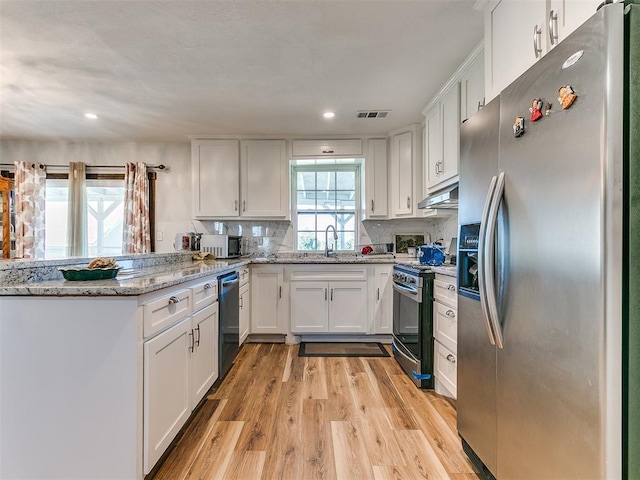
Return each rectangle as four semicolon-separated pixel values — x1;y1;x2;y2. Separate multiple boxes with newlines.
430;265;457;278
0;253;397;296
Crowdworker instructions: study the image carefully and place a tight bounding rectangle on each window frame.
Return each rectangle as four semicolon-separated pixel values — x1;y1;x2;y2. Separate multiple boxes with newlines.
291;162;361;253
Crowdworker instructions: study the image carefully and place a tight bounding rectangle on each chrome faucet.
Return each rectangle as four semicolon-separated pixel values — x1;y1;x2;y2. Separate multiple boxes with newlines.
325;225;338;257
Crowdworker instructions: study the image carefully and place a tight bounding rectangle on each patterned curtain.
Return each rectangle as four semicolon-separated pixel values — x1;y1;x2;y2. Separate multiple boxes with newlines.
123;162;151;254
14;161;46;259
66;162;87;257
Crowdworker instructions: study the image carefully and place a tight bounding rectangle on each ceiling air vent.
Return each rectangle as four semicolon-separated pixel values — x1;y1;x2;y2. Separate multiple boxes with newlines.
356;110;390;119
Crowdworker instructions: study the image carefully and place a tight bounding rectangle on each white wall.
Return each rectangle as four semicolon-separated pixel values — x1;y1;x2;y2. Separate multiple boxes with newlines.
0;139;192;253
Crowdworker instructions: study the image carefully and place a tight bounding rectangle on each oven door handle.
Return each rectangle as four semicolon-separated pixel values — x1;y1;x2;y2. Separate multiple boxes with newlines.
392;282;421;302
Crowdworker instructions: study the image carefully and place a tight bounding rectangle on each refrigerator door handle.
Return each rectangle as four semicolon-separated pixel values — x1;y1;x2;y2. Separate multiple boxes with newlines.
485;171;506;349
478;175;498;346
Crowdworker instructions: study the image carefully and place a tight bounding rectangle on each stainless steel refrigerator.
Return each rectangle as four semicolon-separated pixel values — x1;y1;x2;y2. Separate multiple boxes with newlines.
456;2;639;479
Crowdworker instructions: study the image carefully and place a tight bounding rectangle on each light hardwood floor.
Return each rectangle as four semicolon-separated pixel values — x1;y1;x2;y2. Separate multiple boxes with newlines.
150;343;480;480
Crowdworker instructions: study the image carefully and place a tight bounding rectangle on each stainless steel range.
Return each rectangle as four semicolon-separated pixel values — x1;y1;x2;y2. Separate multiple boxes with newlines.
391;263;435;388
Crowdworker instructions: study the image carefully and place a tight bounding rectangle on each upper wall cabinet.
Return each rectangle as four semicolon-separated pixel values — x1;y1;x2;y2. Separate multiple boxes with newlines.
389;125;422;218
363;138;389;219
192;139;289;219
291;139;363;157
240;140;288;218
192;139;240;218
482;0;602;102
422;43;483;195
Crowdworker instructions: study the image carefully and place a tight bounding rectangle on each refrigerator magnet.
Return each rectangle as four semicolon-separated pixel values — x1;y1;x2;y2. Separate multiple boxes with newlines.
558;85;577;110
513;117;525;137
544;102;553;116
529;98;544;122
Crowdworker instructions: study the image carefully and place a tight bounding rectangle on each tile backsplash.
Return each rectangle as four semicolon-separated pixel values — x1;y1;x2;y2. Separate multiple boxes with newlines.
195;214;459;257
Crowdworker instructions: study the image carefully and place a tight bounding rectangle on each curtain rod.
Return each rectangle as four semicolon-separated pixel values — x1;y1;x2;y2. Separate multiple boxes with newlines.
0;163;166;170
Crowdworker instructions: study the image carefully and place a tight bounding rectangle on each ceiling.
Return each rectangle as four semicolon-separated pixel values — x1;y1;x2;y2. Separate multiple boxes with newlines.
0;1;484;143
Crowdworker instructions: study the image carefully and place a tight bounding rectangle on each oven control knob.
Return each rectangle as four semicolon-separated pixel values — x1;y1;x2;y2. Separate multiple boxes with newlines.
407;277;416;284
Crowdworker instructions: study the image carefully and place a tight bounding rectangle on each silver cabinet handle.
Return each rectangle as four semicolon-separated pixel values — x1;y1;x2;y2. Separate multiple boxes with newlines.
330;288;334;301
203;283;211;290
435;163;439;175
168;296;181;305
279;285;282;299
446;284;456;292
445;309;456;318
242;200;246;212
321;149;334;154
478;97;485;112
549;9;558;45
533;25;543;58
239;295;243;309
325;288;328;301
371;199;374;212
188;329;195;353
377;287;380;301
406;196;410;208
195;324;200;347
234;200;238;211
446;353;456;363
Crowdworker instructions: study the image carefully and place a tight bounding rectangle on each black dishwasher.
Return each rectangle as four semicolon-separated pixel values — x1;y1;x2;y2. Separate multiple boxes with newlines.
218;271;240;380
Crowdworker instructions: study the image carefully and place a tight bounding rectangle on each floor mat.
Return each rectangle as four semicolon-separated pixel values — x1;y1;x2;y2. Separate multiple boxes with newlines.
297;342;389;357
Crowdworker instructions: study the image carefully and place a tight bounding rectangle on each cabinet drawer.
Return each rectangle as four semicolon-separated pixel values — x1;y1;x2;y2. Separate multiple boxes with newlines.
434;276;457;307
238;267;250;287
143;289;192;338
192;279;218;313
434;301;457;353
292;139;363;157
434;341;457;398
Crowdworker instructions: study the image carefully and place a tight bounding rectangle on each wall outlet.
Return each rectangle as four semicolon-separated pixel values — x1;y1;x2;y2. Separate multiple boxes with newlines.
156;231;163;241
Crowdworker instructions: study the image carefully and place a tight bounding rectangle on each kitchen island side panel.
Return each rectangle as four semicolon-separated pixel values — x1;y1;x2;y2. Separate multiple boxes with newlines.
0;296;141;480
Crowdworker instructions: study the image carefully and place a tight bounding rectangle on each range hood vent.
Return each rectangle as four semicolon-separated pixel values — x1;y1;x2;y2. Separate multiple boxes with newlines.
418;185;458;209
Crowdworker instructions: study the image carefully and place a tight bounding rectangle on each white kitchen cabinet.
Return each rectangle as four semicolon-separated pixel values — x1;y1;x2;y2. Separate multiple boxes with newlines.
291;139;363;157
389;125;422;218
424;83;460;192
433;273;457;399
364;138;389;218
144;318;191;472
250;265;288;335
483;0;600;102
240;139;288;218
373;265;393;334
192;138;289;219
189;302;219;409
239;282;250;344
460;48;485;122
192;139;240;218
290;280;368;334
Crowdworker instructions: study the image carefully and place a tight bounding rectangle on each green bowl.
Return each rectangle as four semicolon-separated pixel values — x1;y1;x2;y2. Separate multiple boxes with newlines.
59;267;120;281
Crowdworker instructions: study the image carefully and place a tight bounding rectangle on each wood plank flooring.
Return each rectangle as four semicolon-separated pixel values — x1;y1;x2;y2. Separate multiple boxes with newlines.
150;343;479;480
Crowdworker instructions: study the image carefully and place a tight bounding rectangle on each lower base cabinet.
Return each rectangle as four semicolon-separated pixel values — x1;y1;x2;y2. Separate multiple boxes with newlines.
239;282;250;344
144;302;218;473
250;266;288;334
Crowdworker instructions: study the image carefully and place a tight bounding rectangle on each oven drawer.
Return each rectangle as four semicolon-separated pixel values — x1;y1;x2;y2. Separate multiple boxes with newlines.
434;275;457;308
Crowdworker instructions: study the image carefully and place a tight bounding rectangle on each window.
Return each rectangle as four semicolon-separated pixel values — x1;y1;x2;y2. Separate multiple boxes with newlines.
293;163;360;252
45;179;125;258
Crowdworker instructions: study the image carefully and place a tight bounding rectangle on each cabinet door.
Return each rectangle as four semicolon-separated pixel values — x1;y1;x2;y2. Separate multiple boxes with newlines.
241;140;288;217
239;283;250;344
440;84;461;184
144;319;191;473
425;105;442;190
390;131;414;216
373;266;393;334
329;281;368;333
364;138;389;218
486;0;546;101
192;140;240;218
250;267;287;334
190;303;218;409
460;54;485;122
548;0;601;47
290;281;329;333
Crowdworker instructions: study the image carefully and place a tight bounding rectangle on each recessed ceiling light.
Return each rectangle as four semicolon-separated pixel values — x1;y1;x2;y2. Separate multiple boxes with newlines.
84;113;98;119
323;111;335;118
